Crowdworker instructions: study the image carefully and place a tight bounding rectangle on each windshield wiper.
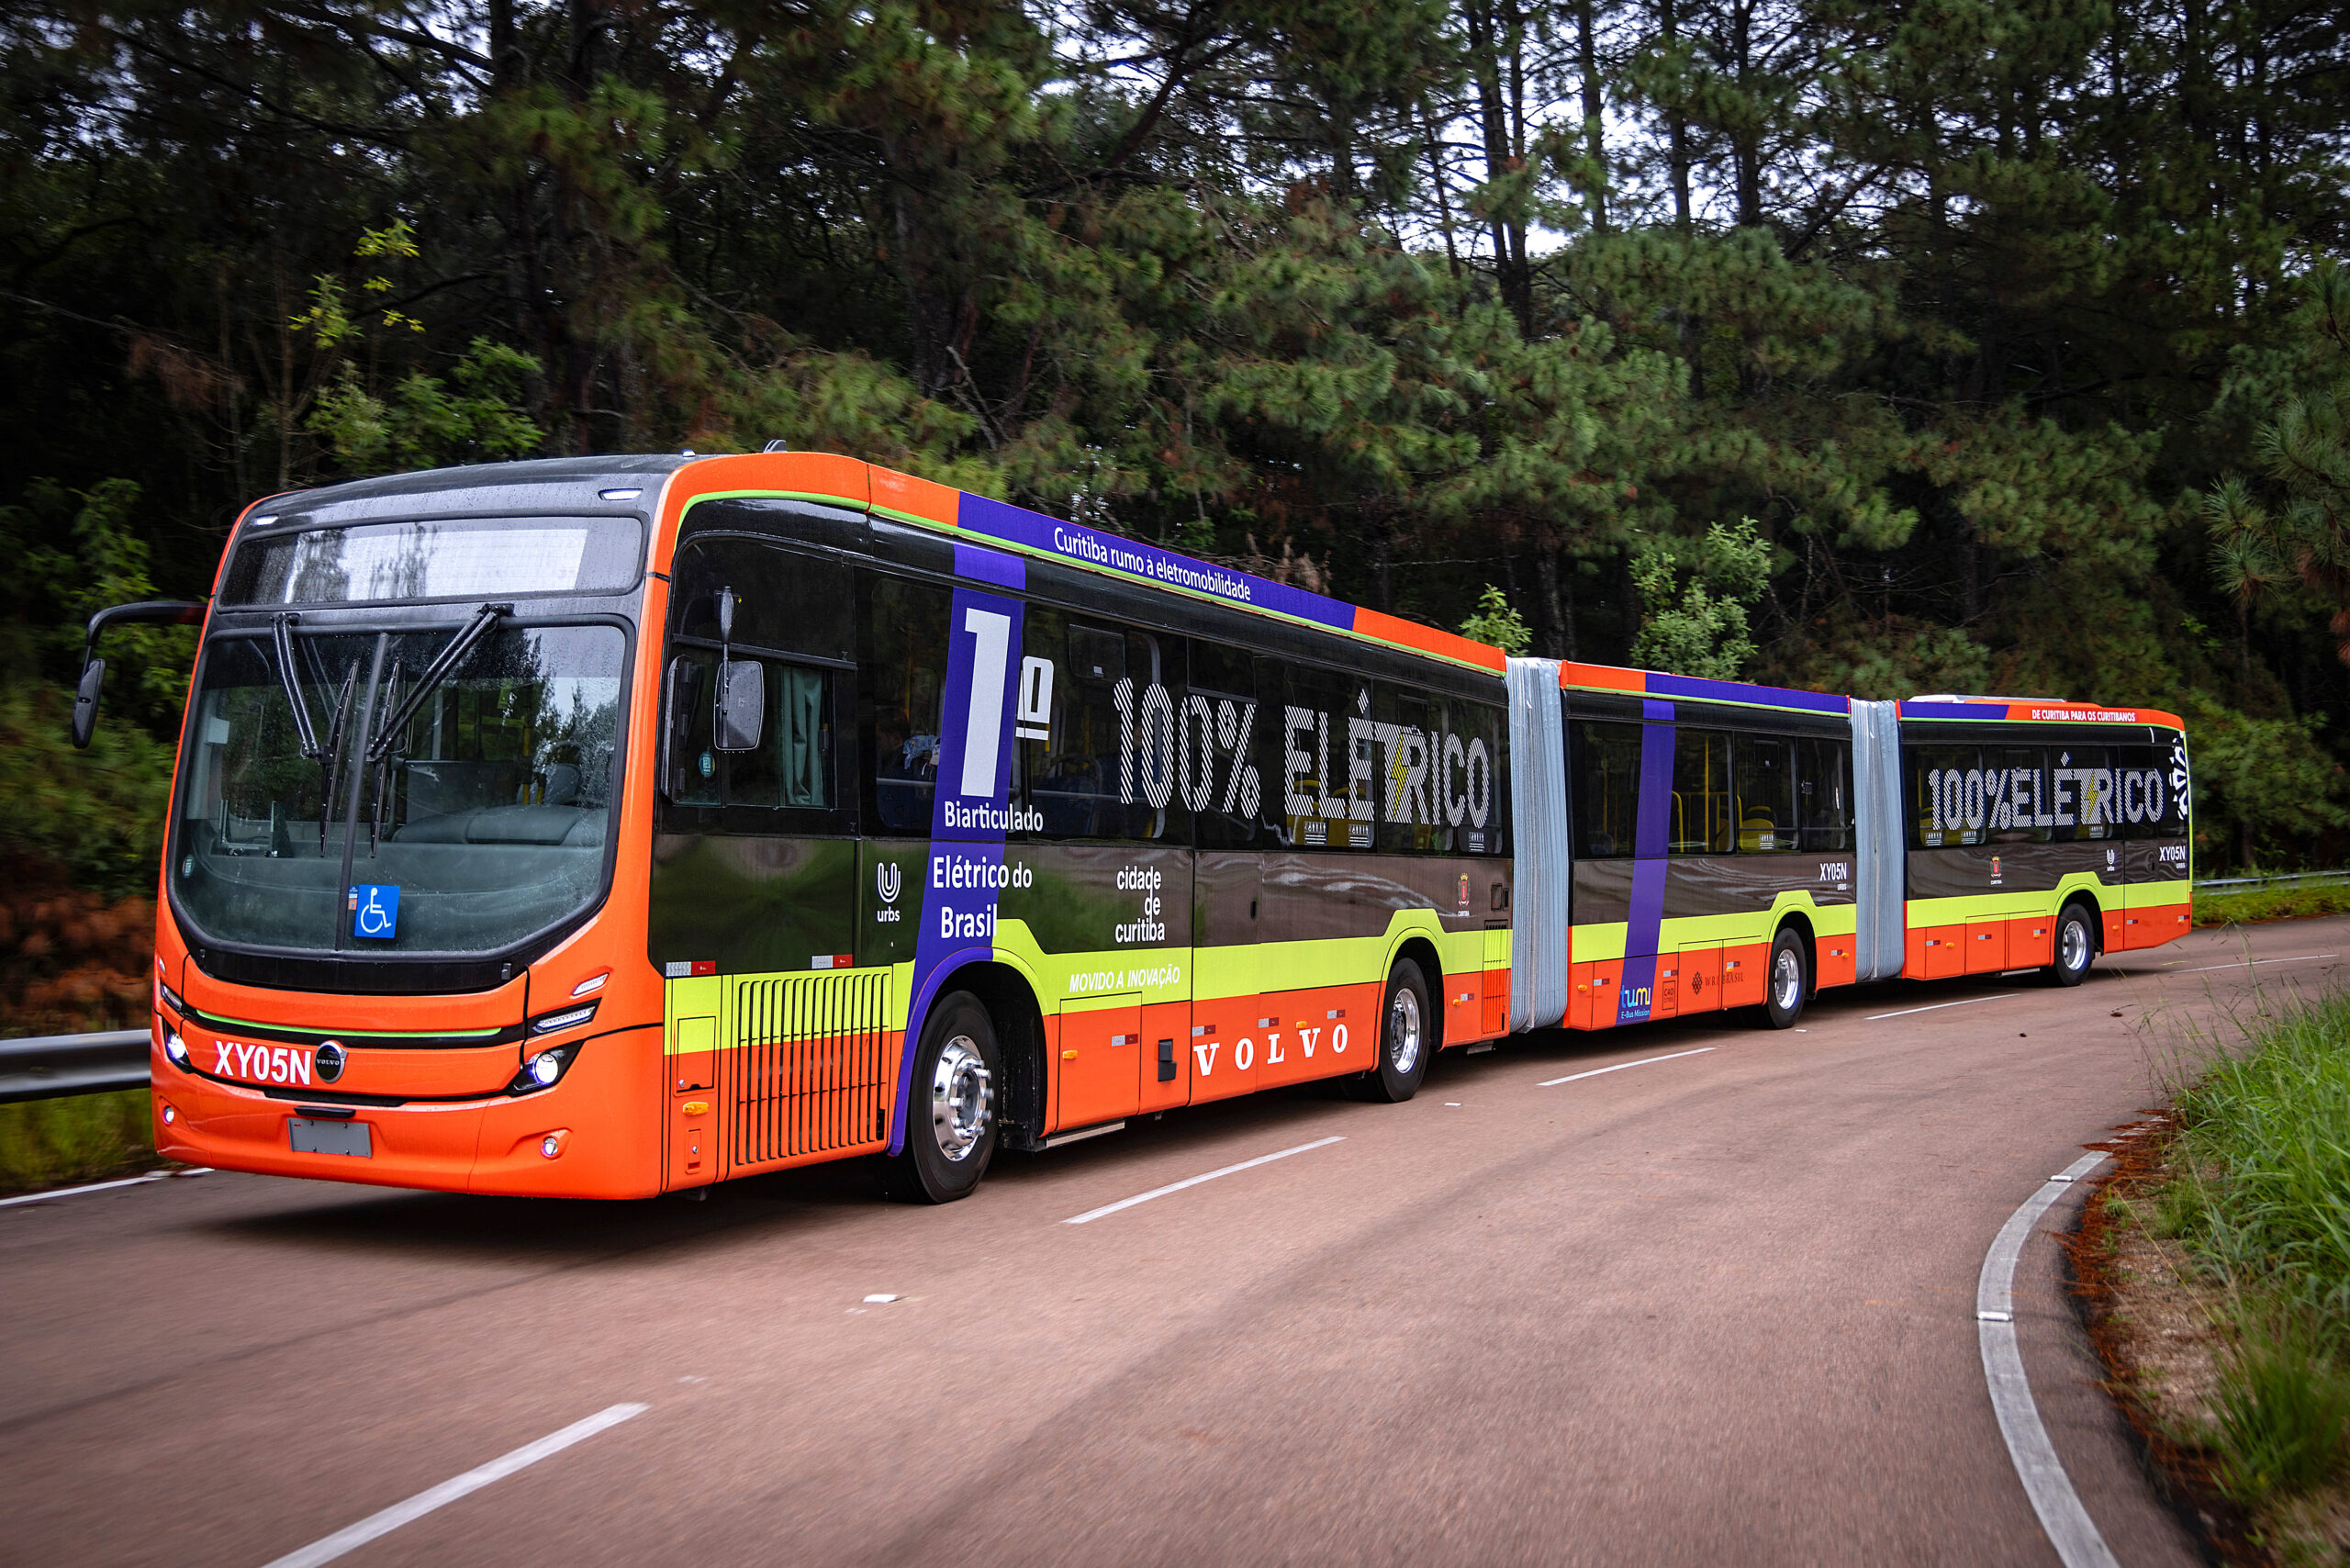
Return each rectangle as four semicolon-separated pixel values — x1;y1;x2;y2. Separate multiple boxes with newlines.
268;612;359;854
364;601;510;767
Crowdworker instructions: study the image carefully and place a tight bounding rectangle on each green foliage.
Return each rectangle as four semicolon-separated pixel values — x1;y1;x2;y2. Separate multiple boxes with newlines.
2208;1307;2350;1501
309;340;545;476
2180;691;2349;868
0;1091;160;1195
1460;585;1530;653
2169;992;2350;1319
1630;518;1768;679
2195;883;2350;928
2;0;2350;891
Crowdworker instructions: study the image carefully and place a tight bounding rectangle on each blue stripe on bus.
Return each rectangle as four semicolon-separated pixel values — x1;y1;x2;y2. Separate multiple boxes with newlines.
1647;671;1849;714
1618;705;1678;1025
953;540;1027;590
957;493;1357;633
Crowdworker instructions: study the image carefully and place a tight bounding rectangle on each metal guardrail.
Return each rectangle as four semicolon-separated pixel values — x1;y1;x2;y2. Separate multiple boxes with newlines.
2195;870;2350;894
0;1030;150;1104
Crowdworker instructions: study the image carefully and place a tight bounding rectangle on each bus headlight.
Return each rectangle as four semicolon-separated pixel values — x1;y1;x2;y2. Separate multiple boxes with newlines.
509;1043;583;1094
162;1030;190;1069
528;1001;599;1036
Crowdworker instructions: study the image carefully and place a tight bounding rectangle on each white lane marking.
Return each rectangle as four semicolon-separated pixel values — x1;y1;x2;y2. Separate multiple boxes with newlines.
261;1404;647;1568
1538;1047;1716;1088
1866;993;2020;1022
1063;1137;1344;1226
2174;954;2335;973
1978;1153;2118;1568
0;1173;167;1209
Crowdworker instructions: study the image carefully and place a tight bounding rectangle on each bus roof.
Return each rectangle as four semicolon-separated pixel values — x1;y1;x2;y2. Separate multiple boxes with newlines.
1554;658;1850;717
652;452;1509;674
1898;696;2187;730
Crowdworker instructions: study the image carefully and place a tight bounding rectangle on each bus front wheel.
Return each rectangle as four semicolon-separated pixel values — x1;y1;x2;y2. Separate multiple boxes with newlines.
880;991;1000;1204
2046;903;2097;988
1350;958;1434;1103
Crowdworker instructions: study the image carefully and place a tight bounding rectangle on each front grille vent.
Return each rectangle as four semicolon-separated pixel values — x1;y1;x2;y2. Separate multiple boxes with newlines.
733;970;890;1164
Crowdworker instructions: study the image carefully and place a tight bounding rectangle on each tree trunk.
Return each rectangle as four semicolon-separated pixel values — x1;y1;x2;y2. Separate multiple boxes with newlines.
1575;0;1607;231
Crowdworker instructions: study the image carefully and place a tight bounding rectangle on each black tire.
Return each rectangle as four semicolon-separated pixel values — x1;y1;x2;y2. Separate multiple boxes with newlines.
2046;902;2097;988
1761;926;1808;1029
878;991;1000;1204
1350;957;1434;1103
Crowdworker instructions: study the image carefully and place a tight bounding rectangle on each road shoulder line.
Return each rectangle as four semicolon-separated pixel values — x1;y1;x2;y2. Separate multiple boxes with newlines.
1977;1152;2118;1568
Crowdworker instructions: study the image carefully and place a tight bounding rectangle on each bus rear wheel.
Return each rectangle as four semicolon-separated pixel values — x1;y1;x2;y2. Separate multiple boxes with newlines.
1761;927;1808;1029
2046;902;2097;988
879;991;999;1204
1351;957;1434;1103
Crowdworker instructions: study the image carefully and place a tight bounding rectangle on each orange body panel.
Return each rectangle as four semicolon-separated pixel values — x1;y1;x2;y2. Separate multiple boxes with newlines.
2009;916;2054;969
1678;946;1721;1014
1964;920;2009;973
1718;943;1766;1008
867;465;962;528
1816;936;1857;990
1481;968;1511;1036
1351;608;1507;673
1056;999;1144;1131
1137;1000;1192;1114
152;1025;664;1198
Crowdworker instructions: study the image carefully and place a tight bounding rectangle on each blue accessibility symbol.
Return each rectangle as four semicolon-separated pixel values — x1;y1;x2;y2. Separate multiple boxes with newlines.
349;883;400;940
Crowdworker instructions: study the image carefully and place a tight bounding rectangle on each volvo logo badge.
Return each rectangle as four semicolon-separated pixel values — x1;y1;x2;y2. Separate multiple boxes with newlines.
315;1040;346;1082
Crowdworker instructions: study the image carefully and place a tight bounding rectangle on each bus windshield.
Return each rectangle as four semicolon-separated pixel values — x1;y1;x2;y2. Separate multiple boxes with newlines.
169;622;627;957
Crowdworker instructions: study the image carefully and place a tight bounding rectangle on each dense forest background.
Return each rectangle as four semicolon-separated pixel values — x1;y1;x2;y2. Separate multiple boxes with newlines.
3;0;2350;945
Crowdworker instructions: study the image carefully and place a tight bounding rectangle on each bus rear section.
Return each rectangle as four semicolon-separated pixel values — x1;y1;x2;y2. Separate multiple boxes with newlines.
1893;698;2192;985
1500;676;2192;1035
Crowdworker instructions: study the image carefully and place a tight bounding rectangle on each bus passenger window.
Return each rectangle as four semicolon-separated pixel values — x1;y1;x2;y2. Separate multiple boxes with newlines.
1671;730;1734;855
1570;722;1641;858
1019;607;1185;843
1988;746;2050;844
1796;738;1852;852
2047;745;2112;841
663;650;720;806
859;573;950;833
726;663;833;809
1191;642;1267;851
1909;745;1982;846
1732;735;1796;852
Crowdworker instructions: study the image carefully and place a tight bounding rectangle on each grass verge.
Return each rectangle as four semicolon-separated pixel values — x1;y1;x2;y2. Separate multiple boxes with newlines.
0;1090;163;1196
2196;883;2350;927
2077;990;2350;1562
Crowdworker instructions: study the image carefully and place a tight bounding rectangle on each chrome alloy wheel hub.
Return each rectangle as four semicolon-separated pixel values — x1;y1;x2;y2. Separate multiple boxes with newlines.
1387;986;1423;1077
2062;918;2091;973
929;1036;992;1162
1772;946;1802;1012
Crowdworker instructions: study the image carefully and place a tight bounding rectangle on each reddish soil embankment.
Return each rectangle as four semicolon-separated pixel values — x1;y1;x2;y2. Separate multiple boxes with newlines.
0;854;153;1037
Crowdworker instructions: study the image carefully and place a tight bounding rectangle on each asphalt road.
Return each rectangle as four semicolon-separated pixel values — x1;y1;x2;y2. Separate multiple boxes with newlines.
6;919;2344;1568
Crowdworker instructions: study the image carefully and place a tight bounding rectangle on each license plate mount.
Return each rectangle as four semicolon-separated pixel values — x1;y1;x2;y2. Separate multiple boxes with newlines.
288;1117;373;1157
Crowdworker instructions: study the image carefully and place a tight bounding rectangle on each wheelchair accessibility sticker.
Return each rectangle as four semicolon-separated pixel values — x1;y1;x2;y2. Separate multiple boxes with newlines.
349;883;400;940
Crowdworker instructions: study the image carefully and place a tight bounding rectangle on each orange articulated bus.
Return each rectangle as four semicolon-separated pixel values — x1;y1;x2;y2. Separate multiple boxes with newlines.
74;452;2190;1203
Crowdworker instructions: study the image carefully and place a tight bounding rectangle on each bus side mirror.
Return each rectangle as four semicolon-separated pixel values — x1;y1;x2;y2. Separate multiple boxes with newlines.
65;598;206;748
715;659;765;751
71;658;106;749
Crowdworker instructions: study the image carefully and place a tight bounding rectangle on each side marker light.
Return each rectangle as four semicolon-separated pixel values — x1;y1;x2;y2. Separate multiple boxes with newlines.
571;972;609;998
